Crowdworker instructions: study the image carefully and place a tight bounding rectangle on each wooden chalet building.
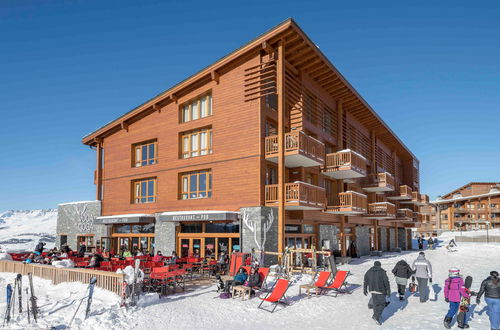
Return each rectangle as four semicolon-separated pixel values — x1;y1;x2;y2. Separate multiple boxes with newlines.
56;19;429;260
432;182;500;231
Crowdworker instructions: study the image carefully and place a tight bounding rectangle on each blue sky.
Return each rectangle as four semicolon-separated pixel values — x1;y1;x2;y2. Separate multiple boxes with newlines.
1;0;499;210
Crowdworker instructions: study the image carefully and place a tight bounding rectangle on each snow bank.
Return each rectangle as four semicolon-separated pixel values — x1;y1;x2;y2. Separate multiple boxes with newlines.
0;253;12;261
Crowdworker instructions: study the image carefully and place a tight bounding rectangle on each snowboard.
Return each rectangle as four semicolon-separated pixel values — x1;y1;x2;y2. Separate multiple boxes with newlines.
457;276;473;328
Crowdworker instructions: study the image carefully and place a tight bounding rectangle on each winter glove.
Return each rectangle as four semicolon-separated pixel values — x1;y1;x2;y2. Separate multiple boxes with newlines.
429;278;432;283
445;298;449;303
476;298;480;304
411;276;415;282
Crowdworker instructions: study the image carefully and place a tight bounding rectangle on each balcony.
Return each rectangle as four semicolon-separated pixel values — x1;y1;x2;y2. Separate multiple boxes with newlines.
455;206;467;213
362;172;395;193
265;182;326;210
387;185;413;201
401;191;421;205
364;202;396;219
491;207;500;213
397;208;414;219
265;131;325;167
321;149;367;180
325;191;367;215
419;194;429;205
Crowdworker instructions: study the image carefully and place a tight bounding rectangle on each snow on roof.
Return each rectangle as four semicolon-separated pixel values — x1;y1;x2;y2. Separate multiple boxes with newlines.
431;190;500;204
58;200;99;206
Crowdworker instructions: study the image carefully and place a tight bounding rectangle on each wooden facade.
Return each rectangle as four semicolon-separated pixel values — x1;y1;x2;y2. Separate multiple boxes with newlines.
432;182;500;231
82;19;428;256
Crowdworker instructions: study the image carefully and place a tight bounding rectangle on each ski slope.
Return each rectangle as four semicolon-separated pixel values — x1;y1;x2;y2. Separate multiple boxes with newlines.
0;209;57;252
0;236;498;329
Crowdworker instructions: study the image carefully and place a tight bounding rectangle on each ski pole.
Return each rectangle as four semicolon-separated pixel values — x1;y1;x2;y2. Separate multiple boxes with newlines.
26;288;30;324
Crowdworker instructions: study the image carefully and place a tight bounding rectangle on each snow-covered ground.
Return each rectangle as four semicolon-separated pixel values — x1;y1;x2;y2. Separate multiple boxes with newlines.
0;210;57;252
0;237;498;329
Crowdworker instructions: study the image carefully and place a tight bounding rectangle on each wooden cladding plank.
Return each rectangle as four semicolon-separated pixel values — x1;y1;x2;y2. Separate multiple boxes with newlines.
244;59;277;102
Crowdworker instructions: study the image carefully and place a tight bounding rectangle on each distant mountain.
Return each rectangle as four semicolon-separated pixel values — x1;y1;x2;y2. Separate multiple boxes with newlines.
0;209;57;252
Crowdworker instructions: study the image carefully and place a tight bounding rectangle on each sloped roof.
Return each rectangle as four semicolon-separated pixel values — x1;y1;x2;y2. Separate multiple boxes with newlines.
81;18;417;161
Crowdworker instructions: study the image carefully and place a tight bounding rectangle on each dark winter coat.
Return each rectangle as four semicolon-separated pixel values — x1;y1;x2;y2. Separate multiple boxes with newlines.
364;264;391;296
78;245;86;257
392;260;413;279
477;276;500;300
246;272;261;288
35;242;45;254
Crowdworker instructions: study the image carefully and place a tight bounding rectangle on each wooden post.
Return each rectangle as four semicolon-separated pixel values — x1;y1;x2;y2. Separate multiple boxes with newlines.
340;216;346;257
337;100;343;150
96;141;103;200
277;40;286;255
370;131;376;171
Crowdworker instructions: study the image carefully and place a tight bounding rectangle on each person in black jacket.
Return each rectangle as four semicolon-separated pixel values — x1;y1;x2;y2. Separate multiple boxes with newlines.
245;266;262;296
35;242;46;255
78;242;86;258
364;261;391;325
476;271;500;330
392;260;414;301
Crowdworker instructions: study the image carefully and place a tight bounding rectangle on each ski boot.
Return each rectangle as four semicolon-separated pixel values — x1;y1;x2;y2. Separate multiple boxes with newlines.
457;324;469;329
443;317;452;329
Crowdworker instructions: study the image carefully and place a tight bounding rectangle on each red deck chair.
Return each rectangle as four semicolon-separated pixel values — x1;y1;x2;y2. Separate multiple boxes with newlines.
319;270;350;297
301;271;331;296
258;279;291;313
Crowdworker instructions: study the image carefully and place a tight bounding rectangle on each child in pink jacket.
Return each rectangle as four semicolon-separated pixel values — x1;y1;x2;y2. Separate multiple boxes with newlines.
443;267;470;329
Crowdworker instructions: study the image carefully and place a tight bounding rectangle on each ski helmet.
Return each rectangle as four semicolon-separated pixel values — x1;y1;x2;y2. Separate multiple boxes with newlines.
448;267;460;276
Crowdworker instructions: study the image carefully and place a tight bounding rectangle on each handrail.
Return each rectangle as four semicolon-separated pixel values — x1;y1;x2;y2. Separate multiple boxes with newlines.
265;182;326;207
336;191;367;209
325;149;367;172
365;172;395;187
264;131;325;161
367;202;396;216
0;260;125;295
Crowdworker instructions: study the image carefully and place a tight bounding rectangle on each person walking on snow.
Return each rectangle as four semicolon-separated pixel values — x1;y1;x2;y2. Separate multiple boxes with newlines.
392;260;414;301
412;251;433;302
364;261;391;325
476;270;500;330
427;236;434;250
443;267;469;329
417;235;424;250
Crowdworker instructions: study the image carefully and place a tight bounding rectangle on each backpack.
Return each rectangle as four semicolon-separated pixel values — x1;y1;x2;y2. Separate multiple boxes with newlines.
219;292;232;299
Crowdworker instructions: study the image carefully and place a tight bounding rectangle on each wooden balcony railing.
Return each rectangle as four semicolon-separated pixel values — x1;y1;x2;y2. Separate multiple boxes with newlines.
265;182;326;209
420;194;429;204
490;207;500;213
322;149;367;179
367;202;396;218
264;131;325;164
363;172;395;192
412;191;421;203
397;208;414;219
327;191;367;214
400;185;413;198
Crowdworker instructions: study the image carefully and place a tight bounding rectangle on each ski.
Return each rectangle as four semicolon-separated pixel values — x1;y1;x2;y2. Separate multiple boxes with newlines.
25;288;30;324
3;284;13;326
16;274;22;314
28;272;38;322
85;277;97;319
68;276;97;328
130;259;141;307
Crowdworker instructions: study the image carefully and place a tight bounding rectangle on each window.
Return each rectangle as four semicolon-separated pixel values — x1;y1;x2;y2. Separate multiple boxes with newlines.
265;121;277;137
132;178;157;203
133;140;157;167
180;170;212;199
181;127;213;158
180;93;212;123
59;235;67;248
77;235;94;250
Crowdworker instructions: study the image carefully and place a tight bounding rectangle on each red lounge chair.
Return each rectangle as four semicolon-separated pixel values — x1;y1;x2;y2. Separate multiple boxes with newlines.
319;270;350;296
258;279;290;313
300;271;331;296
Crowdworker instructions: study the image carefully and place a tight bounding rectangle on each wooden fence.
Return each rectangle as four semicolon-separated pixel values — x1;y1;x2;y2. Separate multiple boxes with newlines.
455;235;500;243
0;260;125;295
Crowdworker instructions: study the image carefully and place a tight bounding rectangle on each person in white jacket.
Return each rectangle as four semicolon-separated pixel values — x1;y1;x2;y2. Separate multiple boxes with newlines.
412;252;433;302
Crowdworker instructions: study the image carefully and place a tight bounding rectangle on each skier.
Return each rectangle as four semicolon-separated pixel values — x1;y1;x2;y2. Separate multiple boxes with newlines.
364;261;391;326
443;267;469;329
411;252;433;303
457;276;475;329
391;260;413;301
476;270;500;330
34;242;45;255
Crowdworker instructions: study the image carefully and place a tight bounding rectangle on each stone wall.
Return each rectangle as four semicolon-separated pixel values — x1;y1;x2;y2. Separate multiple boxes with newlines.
154;219;176;255
398;228;407;250
389;228;396;250
379;228;388;251
355;226;370;257
240;207;278;253
319;224;338;251
56;201;103;250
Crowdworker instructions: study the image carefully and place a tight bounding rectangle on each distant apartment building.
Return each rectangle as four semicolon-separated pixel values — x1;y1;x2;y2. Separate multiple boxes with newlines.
432;182;500;231
56;19;429;259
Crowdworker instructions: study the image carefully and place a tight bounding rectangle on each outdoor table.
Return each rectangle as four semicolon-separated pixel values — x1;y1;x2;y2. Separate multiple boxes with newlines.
232;285;252;301
299;283;318;296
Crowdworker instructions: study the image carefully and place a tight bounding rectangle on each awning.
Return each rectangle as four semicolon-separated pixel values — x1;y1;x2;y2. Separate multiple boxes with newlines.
95;214;155;225
158;211;239;222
